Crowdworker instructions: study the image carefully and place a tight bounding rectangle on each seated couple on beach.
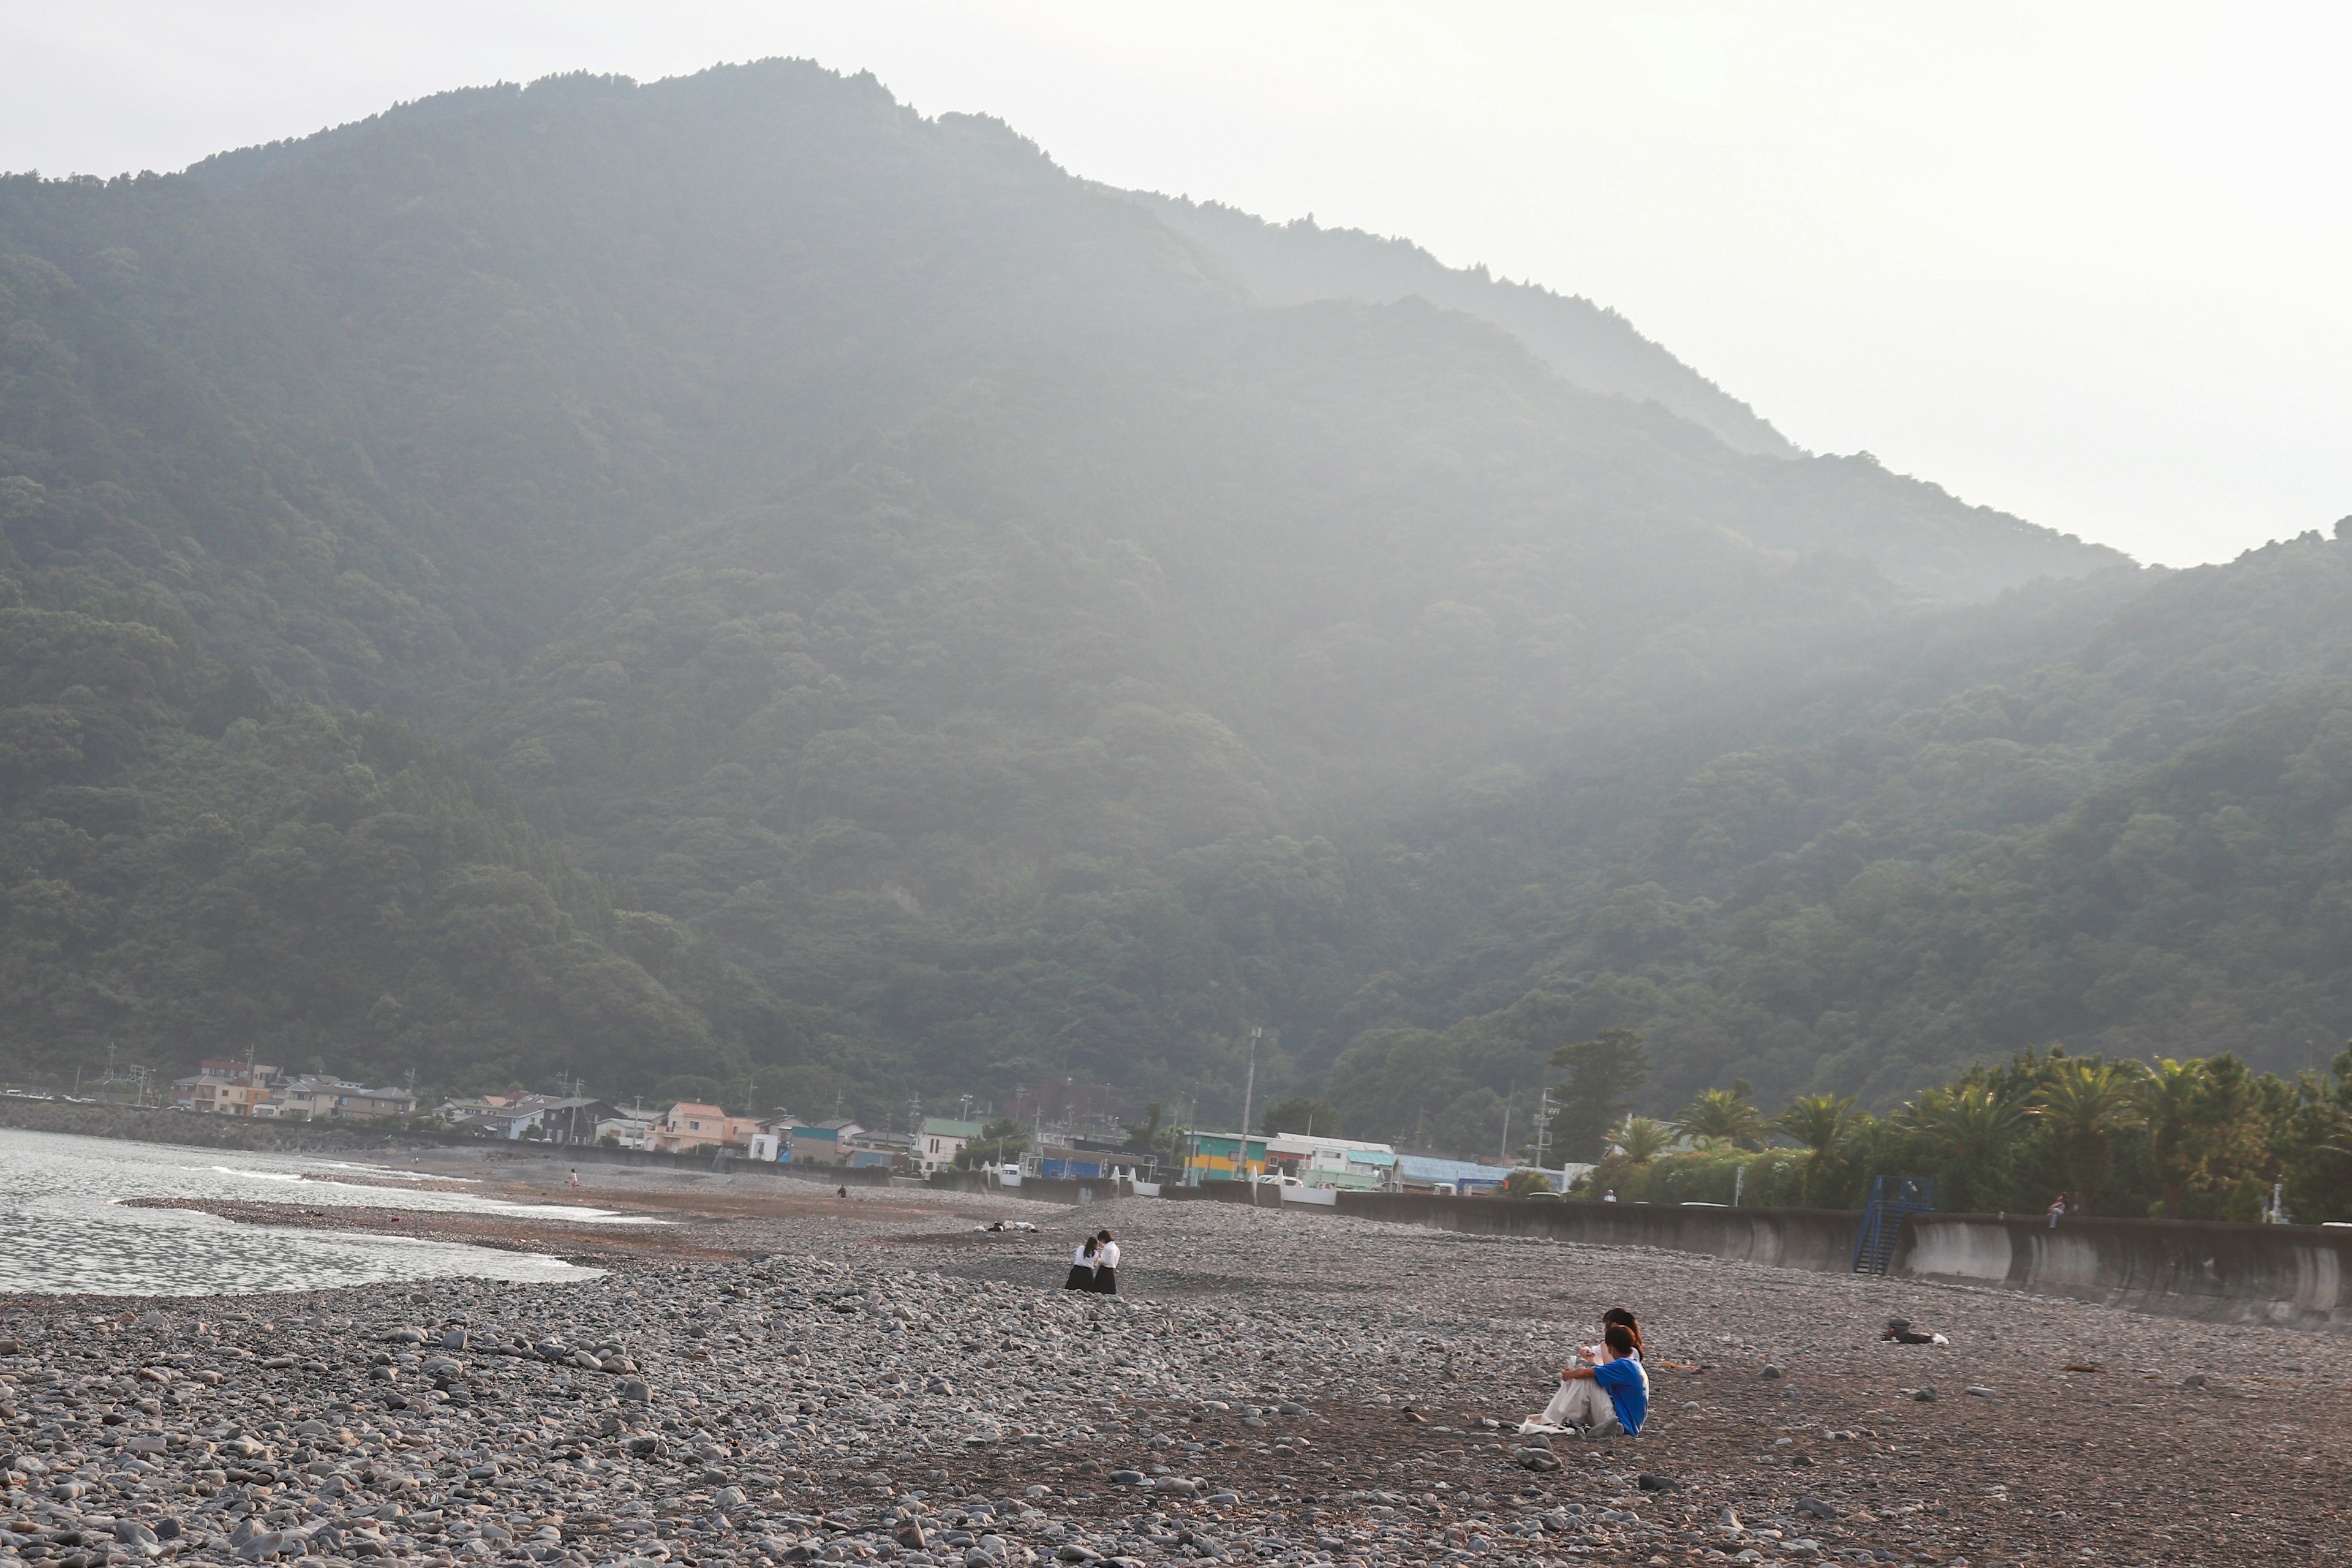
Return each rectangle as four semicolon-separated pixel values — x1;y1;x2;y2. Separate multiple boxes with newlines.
1522;1307;1648;1440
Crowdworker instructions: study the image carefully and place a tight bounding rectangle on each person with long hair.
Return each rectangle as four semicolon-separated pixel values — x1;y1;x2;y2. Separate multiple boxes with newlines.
1065;1234;1098;1291
1091;1229;1120;1294
1553;1323;1646;1438
1529;1310;1645;1436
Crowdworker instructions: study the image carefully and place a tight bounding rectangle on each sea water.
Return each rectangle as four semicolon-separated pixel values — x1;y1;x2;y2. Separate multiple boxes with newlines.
0;1128;639;1296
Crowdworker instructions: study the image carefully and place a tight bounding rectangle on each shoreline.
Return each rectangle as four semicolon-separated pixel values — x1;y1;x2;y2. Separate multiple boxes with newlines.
5;1149;2350;1564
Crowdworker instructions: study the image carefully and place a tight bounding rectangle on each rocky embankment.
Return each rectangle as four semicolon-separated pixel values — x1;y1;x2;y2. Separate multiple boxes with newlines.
6;1184;2349;1568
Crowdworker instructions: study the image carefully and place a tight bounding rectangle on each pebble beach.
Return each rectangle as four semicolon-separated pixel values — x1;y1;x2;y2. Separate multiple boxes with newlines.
4;1151;2348;1568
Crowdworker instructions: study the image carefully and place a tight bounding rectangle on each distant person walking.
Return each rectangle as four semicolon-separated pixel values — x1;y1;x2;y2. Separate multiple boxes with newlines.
568;1167;580;1191
1091;1230;1120;1295
2048;1194;2067;1228
1065;1235;1099;1291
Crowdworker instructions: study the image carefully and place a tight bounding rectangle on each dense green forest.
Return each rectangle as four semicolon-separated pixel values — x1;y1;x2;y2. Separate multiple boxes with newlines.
2;61;2346;1153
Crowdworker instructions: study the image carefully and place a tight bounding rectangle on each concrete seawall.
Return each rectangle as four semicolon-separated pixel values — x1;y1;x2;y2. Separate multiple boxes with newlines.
1329;1192;1862;1272
1281;1189;2352;1336
1895;1213;2352;1333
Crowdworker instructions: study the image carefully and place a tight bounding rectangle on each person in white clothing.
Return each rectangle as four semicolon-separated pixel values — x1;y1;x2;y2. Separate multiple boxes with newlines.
1091;1229;1121;1294
1531;1309;1643;1435
1065;1236;1098;1291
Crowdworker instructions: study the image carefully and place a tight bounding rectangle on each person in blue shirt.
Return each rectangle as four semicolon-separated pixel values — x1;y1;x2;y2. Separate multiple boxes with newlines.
1558;1323;1648;1437
1529;1319;1648;1437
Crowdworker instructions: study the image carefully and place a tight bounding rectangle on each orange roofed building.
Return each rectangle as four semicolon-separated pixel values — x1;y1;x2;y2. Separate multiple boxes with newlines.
644;1101;767;1155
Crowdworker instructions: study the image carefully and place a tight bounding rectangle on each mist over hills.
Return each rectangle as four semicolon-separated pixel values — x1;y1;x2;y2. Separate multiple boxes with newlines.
1126;192;1798;459
2;59;2345;1151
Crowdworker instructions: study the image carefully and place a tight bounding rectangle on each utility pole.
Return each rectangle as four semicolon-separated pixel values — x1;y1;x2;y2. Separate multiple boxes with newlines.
1239;1028;1261;1203
1533;1085;1553;1176
1499;1085;1514;1164
1032;1084;1047;1178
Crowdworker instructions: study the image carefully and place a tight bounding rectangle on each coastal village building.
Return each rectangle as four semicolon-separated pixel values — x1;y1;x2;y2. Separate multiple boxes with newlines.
269;1075;418;1121
785;1118;864;1165
432;1095;514;1123
848;1129;914;1169
458;1105;545;1140
1179;1133;1586;1195
505;1094;613;1145
919;1117;984;1172
596;1112;654;1148
1265;1133;1395;1189
644;1101;769;1155
1179;1131;1271;1183
1180;1132;1393;1187
175;1060;280;1116
1389;1153;1596;1194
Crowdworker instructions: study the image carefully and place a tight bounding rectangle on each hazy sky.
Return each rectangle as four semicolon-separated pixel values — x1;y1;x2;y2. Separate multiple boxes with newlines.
4;1;2344;567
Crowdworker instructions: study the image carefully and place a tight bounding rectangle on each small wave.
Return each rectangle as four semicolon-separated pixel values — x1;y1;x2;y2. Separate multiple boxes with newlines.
212;1167;305;1181
311;1162;462;1181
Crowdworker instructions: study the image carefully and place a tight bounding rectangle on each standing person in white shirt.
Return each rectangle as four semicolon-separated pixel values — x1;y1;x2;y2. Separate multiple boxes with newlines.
1065;1235;1098;1291
1091;1229;1120;1294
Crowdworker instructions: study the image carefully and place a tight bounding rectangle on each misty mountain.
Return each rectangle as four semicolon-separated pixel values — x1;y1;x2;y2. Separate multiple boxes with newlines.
2;59;2343;1150
1128;192;1797;459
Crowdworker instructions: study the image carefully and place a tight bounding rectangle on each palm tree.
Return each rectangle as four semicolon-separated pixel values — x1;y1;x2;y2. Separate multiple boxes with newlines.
2029;1061;2143;1210
1833;1112;1904;1208
1774;1092;1858;1207
2133;1058;2204;1219
1611;1115;1675;1164
1899;1084;2027;1211
1673;1086;1767;1150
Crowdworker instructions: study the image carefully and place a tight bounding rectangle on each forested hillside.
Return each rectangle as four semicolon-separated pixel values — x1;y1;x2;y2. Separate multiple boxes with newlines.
1128;193;1798;458
2;59;2345;1150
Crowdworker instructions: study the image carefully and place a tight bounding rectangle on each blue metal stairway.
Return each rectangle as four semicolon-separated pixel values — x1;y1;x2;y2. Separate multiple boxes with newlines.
1851;1175;1936;1274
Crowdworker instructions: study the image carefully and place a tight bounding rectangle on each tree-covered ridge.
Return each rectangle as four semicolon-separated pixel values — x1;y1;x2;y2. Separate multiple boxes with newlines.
1311;529;2352;1133
0;577;746;1091
0;239;750;1094
458;293;2163;1116
4;58;2348;1151
1130;194;2129;603
1129;192;1798;457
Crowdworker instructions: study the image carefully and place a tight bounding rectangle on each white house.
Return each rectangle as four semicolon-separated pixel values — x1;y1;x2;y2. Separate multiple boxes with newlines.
918;1117;984;1172
595;1114;652;1149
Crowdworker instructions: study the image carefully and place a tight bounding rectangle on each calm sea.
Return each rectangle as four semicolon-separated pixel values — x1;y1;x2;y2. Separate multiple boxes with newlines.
0;1128;639;1297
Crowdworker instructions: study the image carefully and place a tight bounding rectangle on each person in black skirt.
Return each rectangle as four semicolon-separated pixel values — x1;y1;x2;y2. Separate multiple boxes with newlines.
1091;1229;1120;1294
1065;1234;1098;1290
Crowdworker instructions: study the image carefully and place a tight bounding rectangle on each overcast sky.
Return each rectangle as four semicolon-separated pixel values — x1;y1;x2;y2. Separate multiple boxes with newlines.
4;1;2343;567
